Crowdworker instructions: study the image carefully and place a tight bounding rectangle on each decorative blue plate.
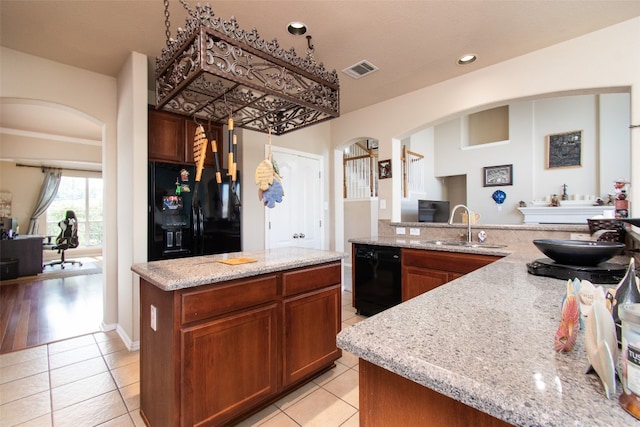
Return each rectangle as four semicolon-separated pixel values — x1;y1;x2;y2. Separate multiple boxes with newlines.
492;189;506;204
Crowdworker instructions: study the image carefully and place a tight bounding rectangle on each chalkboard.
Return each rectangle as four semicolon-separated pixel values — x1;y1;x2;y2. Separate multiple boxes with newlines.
546;130;582;168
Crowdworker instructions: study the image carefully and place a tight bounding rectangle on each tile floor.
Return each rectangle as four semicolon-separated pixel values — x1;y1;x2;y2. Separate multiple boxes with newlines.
0;285;367;427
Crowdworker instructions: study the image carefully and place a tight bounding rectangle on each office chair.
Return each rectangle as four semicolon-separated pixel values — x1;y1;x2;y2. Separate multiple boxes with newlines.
44;210;82;269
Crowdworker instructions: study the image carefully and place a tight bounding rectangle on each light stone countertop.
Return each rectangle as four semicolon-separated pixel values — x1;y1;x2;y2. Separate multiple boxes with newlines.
131;247;345;291
338;237;637;426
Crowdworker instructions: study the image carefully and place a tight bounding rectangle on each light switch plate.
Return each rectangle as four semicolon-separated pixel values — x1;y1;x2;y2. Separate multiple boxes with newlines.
410;228;420;236
380;199;386;209
150;304;157;331
396;227;406;235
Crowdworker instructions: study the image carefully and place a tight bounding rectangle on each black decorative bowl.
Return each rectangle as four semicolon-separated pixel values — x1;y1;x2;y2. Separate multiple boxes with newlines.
532;239;625;266
621;218;640;227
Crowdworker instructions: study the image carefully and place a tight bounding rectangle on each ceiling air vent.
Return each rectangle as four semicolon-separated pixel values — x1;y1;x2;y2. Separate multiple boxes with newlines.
342;60;379;79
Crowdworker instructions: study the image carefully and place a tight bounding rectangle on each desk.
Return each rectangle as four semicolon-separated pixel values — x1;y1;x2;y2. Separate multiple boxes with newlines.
0;236;44;277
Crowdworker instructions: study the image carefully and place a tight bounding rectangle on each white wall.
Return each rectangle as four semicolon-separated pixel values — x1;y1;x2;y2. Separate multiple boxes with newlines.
599;93;632;195
344;199;378;264
116;51;148;349
427;93;630;224
0;162;54;234
533;95;598;200
400;127;443;222
330;17;640;240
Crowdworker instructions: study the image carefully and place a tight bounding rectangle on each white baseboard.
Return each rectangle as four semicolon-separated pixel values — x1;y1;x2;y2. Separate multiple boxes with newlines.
100;321;117;332
102;322;140;351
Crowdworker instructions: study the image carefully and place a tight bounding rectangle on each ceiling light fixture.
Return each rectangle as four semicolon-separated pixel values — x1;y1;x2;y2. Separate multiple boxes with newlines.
457;54;477;65
287;21;307;36
155;1;339;135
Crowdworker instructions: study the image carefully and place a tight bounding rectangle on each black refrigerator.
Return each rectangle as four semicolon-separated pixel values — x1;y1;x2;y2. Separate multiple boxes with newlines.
148;161;241;261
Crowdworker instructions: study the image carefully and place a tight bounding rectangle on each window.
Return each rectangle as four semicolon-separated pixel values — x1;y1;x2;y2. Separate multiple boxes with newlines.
46;176;103;247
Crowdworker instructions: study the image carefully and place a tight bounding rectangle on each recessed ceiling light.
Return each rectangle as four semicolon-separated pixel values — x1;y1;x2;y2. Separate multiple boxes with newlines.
287;22;307;36
457;54;477;65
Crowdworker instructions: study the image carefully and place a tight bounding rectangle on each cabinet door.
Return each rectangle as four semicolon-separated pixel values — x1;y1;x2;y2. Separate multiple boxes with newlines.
402;266;450;301
148;109;185;162
185;120;222;169
181;304;278;427
283;285;341;386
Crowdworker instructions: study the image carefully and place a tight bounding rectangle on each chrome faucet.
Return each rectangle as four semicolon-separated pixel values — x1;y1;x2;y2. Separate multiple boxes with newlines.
448;204;472;243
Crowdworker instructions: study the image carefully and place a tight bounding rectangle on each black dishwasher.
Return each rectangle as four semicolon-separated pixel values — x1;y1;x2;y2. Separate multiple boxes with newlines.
354;244;402;316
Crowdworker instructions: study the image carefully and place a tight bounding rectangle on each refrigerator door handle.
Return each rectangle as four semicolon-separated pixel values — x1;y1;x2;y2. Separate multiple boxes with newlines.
191;202;204;255
198;205;204;251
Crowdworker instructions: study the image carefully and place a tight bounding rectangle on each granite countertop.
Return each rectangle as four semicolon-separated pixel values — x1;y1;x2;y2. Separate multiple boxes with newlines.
348;235;513;258
338;238;637;426
131;247;345;291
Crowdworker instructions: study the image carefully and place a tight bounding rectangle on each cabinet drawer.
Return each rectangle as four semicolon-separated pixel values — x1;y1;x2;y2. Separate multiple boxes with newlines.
181;275;278;324
282;262;341;297
402;248;500;275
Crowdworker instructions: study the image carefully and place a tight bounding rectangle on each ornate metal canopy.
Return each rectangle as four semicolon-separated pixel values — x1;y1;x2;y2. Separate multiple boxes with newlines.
155;3;340;135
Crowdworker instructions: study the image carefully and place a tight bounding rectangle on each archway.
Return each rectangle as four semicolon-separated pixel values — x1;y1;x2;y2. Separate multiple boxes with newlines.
0;97;111;337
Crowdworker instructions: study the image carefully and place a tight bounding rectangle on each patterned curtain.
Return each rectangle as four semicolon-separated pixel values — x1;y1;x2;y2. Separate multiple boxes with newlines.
27;167;63;234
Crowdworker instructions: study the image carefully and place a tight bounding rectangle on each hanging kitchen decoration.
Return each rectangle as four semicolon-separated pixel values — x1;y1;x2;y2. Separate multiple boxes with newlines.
208;119;222;185
492;189;507;211
227;116;238;185
155;1;339;135
193;124;209;186
255;128;284;208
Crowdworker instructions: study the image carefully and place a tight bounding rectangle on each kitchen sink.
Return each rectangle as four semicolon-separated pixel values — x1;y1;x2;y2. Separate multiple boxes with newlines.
421;240;506;249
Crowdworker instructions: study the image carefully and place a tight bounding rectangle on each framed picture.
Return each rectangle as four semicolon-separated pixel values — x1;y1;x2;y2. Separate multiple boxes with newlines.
366;139;378;150
483;164;513;187
378;159;392;179
546;130;582;169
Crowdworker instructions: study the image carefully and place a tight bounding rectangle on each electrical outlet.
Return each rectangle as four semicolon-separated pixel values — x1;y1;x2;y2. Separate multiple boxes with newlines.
150;304;157;331
396;227;406;235
409;228;420;236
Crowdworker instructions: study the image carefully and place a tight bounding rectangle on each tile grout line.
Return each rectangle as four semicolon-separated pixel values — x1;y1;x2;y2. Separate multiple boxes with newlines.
94;333;135;426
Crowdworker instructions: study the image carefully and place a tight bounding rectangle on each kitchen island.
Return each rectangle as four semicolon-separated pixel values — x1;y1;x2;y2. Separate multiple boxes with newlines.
132;247;345;427
338;237;638;426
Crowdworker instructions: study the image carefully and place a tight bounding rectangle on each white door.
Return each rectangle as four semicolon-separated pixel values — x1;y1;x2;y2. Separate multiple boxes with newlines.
266;147;322;249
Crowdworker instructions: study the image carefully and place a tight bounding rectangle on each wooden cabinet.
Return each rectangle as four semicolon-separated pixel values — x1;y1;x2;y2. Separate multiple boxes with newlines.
282;262;342;386
403;266;450;300
149;107;223;166
401;249;500;301
181;304;278;426
139;261;342;427
148;109;185;162
360;359;510;427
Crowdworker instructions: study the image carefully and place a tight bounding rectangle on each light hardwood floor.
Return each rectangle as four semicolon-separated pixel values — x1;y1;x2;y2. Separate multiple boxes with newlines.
0;259;103;354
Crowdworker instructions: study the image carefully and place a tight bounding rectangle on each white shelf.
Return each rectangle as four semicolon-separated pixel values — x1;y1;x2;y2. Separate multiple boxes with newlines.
517;206;615;224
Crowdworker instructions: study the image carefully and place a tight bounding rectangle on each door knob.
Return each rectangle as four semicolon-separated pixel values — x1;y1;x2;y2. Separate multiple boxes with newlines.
293;233;299;239
299;233;305;238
